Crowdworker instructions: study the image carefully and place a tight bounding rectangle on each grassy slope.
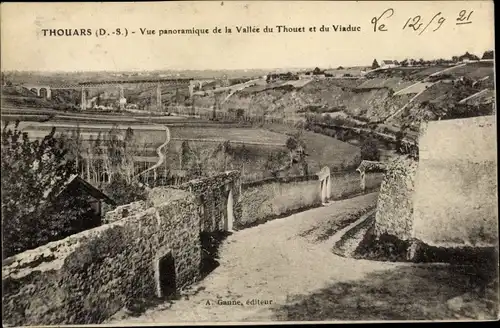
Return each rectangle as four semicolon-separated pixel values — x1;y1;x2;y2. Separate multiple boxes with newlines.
264;124;361;172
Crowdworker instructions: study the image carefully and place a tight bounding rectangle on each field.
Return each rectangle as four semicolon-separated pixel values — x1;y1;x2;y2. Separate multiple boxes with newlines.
356;78;415;92
410;65;450;78
14;121;167;149
264;124;361;172
395;82;434;95
12;116;362;179
445;61;495;80
169;127;288;145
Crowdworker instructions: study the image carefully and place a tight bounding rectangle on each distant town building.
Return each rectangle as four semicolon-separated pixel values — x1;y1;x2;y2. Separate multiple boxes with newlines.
458;52;480;63
380;60;399;68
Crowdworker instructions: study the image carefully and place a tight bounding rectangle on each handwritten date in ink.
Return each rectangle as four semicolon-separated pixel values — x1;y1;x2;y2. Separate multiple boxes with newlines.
402;12;446;35
371;8;473;34
456;10;473;25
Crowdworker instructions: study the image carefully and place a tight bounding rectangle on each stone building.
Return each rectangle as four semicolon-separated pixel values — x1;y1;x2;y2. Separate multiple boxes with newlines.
374;115;497;260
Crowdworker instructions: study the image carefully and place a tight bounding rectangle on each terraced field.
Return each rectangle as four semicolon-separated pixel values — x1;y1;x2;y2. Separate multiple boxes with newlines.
169;127;288;145
446;61;495;80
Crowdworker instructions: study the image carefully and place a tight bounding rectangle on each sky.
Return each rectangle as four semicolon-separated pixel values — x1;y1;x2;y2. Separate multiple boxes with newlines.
1;1;495;72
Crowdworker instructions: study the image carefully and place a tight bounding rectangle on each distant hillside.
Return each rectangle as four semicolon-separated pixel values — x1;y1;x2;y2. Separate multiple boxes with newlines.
193;62;495;135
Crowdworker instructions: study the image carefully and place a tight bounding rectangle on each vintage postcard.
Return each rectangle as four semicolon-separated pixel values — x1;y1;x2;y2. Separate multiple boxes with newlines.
1;0;498;325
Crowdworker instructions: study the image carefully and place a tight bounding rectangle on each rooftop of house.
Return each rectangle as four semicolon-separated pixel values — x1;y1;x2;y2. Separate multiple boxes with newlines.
43;174;116;205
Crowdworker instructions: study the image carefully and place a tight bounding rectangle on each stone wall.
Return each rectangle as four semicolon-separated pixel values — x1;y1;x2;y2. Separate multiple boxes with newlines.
238;175;322;228
103;201;146;224
365;172;385;191
2;168;383;325
238;169;385;229
2;190;202;326
412;116;497;247
374;156;418;240
173;170;241;232
330;171;383;200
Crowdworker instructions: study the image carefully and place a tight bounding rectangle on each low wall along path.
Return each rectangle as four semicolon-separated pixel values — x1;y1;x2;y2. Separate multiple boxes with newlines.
2;166;384;326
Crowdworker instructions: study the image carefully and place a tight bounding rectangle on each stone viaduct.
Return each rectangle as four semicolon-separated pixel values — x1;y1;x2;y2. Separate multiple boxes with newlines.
22;84;53;99
21;78;211;111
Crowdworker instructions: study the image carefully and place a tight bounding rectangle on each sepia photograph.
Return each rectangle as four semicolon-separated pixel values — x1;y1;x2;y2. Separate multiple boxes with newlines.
1;1;498;325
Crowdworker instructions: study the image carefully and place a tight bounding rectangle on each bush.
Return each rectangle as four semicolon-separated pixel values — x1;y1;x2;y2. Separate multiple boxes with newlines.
103;174;147;206
360;137;381;161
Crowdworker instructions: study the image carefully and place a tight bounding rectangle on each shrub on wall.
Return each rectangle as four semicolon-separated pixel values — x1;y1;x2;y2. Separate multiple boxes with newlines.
103;174;147;206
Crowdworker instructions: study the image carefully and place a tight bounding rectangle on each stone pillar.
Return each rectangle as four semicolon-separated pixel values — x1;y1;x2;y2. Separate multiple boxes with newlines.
360;171;366;191
156;83;162;112
46;88;52;100
119;86;125;111
226;189;234;231
191;95;196;116
326;176;332;199
81;87;86;111
188;82;195;99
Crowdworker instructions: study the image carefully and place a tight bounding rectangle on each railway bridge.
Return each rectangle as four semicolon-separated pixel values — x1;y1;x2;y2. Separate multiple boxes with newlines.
21;78;203;111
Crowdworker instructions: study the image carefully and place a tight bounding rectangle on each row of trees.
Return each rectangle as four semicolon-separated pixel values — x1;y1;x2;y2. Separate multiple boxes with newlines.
60;125;153;186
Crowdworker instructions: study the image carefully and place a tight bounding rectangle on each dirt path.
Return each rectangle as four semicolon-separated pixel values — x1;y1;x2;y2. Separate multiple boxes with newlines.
134;126;170;178
108;192;497;323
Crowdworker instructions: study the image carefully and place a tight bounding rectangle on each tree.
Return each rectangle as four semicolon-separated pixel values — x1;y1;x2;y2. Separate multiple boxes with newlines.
238;145;250;176
212;94;219;120
313;67;323;75
285;136;298;153
264;150;289;177
68;124;83;174
481;50;494;60
360;137;380;161
105;124;125;182
395;130;405;154
371;59;380;69
1;121;89;257
235;108;245;119
285;130;307;168
93;132;103;184
180;141;204;179
122;127;136;183
180;140;192;170
103;173;147;206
